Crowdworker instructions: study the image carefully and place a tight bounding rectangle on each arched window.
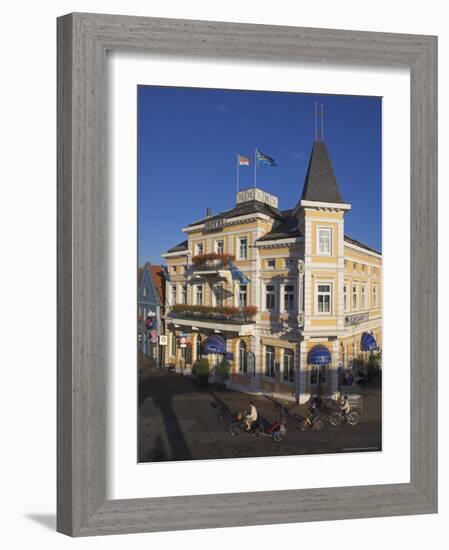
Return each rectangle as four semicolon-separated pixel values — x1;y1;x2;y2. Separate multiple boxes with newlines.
239;340;247;373
265;346;275;377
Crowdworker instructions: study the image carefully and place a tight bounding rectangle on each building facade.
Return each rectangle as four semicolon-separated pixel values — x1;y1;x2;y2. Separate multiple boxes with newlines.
137;263;165;364
162;139;382;402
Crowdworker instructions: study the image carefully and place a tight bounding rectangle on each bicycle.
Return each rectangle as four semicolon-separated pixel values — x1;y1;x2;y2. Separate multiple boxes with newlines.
298;414;324;431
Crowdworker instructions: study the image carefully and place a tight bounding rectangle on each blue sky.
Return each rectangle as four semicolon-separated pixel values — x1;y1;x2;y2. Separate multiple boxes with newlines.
138;86;381;265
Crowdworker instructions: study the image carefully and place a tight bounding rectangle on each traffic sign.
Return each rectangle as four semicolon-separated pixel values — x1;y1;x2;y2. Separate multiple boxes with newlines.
159;335;168;346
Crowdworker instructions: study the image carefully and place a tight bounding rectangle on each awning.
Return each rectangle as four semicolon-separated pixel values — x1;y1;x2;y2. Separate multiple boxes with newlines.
307;345;331;365
361;332;377;351
202;335;226;354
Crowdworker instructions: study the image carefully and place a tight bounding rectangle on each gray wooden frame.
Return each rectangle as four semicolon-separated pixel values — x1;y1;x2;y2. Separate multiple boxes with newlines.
57;12;438;537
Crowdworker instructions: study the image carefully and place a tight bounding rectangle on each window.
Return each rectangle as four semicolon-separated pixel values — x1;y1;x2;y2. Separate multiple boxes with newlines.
343;284;348;312
265;284;276;311
352;284;358;310
171;284;177;305
195;284;203;305
284;284;295;312
239;284;247;308
310;365;327;385
195;242;204;255
353;262;357;271
171;333;177;357
143;287;148;297
317;283;331;314
172;265;177;273
265;346;275;377
267;259;275;269
361;284;367;309
214;283;224;307
195;336;202;360
373;284;378;308
283;349;294;382
181;284;187;305
239;340;247;373
215;240;224;254
239;237;248;259
317;227;332;255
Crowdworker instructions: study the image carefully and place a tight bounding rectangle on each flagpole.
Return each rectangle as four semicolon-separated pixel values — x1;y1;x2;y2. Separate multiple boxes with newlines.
254;148;257;188
236;155;239;194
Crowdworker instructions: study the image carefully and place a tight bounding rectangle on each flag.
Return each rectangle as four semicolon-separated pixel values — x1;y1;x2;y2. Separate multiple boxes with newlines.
256;149;277;167
238;154;250;166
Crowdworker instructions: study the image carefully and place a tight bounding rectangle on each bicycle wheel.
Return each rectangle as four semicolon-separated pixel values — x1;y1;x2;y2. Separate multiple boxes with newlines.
347;411;359;426
329;412;342;426
273;431;283;442
230;423;242;437
313;418;324;431
298;420;309;431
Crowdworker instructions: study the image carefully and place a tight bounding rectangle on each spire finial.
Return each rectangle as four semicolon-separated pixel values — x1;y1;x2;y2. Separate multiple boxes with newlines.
314;102;325;142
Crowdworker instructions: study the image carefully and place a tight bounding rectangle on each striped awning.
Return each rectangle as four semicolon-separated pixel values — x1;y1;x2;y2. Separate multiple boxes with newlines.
361;332;377;351
202;335;226;354
307;345;331;365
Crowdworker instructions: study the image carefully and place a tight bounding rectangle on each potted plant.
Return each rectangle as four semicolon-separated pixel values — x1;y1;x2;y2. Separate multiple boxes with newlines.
194;357;210;386
215;358;230;390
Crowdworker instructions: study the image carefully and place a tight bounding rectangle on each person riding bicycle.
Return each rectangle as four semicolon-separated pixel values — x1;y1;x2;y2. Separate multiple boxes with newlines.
243;401;258;431
339;395;351;417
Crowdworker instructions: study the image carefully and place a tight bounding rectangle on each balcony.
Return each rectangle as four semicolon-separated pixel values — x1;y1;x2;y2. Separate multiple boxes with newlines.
167;304;257;332
190;253;235;279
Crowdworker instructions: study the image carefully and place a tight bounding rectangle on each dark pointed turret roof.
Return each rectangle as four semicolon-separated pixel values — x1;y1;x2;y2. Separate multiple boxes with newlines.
301;141;345;204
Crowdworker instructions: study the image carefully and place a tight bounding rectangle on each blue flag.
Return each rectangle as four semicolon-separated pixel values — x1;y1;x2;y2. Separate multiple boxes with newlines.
256;149;277;167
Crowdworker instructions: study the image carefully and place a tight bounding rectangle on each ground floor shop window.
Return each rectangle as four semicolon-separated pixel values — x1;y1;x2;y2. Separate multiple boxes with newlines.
283;349;294;382
239;340;247;373
195;336;202;360
310;364;327;385
265;346;275;377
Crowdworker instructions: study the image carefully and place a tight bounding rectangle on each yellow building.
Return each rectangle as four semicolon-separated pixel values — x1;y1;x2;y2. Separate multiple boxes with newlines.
162;139;382;403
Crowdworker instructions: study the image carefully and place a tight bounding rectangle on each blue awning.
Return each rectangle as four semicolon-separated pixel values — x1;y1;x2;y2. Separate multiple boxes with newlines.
361;332;377;351
307;345;331;365
202;335;226;354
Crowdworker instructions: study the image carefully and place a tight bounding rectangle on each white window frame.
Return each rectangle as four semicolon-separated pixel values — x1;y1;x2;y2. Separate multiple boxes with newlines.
238;236;248;260
238;284;247;308
352;283;359;311
215;239;224;254
373;283;379;308
181;284;187;305
194;284;203;305
265;283;276;312
283;283;295;312
267;258;276;270
195;242;204;256
315;281;333;315
316;226;332;256
361;283;368;310
171;284;177;306
283;348;294;383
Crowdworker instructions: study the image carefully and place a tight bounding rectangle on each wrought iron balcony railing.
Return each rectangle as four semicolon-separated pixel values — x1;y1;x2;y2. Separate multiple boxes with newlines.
168;304;257;324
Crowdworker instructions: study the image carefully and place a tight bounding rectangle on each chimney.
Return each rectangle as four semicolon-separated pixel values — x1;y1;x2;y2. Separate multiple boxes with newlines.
206;207;212;218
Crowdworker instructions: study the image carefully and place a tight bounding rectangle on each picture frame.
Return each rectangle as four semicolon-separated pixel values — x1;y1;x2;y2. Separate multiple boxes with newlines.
57;12;437;536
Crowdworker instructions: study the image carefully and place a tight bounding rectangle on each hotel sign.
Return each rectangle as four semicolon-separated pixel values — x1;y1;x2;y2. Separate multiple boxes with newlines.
204;217;226;232
345;312;369;326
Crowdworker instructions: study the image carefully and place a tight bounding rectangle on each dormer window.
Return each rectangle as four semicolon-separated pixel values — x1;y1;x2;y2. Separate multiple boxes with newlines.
317;227;332;255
